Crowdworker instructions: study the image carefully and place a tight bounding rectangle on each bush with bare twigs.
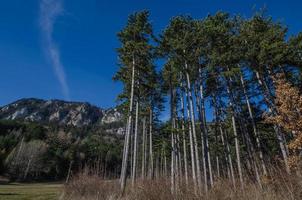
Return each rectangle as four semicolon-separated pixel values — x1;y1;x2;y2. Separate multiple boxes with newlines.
62;169;302;200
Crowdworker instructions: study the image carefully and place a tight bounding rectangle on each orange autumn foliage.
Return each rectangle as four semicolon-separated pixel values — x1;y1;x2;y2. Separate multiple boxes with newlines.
266;75;302;169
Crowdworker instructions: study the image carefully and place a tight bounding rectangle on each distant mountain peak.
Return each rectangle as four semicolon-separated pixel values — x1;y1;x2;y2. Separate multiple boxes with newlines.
0;98;123;128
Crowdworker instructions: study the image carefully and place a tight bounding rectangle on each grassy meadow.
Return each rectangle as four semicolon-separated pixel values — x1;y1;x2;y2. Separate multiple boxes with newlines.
0;183;62;200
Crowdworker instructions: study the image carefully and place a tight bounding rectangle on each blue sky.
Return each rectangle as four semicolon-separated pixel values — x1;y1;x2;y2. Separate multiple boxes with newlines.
1;0;302;113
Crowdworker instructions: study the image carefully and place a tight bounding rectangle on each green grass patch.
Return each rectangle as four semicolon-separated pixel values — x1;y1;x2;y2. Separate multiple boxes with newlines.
0;183;62;200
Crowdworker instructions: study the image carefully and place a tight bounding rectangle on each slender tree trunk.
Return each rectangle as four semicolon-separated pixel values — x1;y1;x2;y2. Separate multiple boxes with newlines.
185;86;197;192
194;85;208;191
155;155;160;179
239;118;262;188
104;151;109;179
240;74;268;176
160;143;165;177
226;83;244;188
141;117;146;178
263;70;290;157
216;156;220;179
255;71;290;174
170;86;177;194
214;127;220;179
231;115;243;188
176;123;182;181
131;101;139;186
24;154;33;180
16;137;24;161
171;120;176;194
199;70;214;187
14;137;25;170
180;88;189;185
213;99;229;179
130;122;134;179
120;56;136;193
66;160;74;183
121;130;127;177
149;108;154;179
224;129;236;188
218;125;231;180
164;150;167;177
185;62;202;191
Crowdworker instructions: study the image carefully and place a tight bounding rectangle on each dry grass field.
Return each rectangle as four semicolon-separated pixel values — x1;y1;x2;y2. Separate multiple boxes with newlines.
61;172;302;200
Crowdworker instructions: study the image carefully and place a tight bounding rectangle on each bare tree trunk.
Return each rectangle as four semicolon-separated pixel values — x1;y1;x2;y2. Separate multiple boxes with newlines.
211;105;221;179
214;127;220;179
164;150;167;177
213;99;229;179
160;143;165;177
130;122;134;179
24;154;33;180
121;130;127;177
16;137;24;161
216;155;220;178
176;123;182;182
131;101;139;186
171;120;176;194
66;160;74;183
170;86;177;194
194;85;208;191
185;85;198;193
240;74;267;176
185;62;201;191
255;71;290;174
141;117;146;178
226;83;244;188
120;56;136;193
199;73;214;188
224;129;236;188
239;118;262;188
155;155;160;179
148;108;154;179
14;137;24;170
197;77;214;189
104;151;109;179
231;115;243;188
218;125;230;180
212;83;235;183
180;88;189;185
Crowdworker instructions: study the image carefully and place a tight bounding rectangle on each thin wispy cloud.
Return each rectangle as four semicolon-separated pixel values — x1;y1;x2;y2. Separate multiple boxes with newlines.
39;0;70;100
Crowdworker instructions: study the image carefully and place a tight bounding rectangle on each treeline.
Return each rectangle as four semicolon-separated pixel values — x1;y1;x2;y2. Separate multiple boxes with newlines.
114;10;302;194
0;120;123;181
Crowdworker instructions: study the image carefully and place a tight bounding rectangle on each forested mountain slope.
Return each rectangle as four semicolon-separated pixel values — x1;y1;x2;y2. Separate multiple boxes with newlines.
0;98;125;181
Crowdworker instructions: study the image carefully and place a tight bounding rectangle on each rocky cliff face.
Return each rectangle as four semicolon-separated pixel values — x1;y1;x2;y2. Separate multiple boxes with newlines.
0;98;123;128
101;108;123;124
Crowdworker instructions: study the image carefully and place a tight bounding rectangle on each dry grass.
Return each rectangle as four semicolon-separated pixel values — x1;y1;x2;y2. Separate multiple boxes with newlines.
62;171;302;200
63;174;119;200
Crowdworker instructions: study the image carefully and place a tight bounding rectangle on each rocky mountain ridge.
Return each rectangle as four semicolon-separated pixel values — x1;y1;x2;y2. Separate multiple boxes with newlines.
0;98;123;128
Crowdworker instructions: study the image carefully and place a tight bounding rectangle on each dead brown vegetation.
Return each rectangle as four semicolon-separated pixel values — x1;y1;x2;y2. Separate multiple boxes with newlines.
62;170;302;200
